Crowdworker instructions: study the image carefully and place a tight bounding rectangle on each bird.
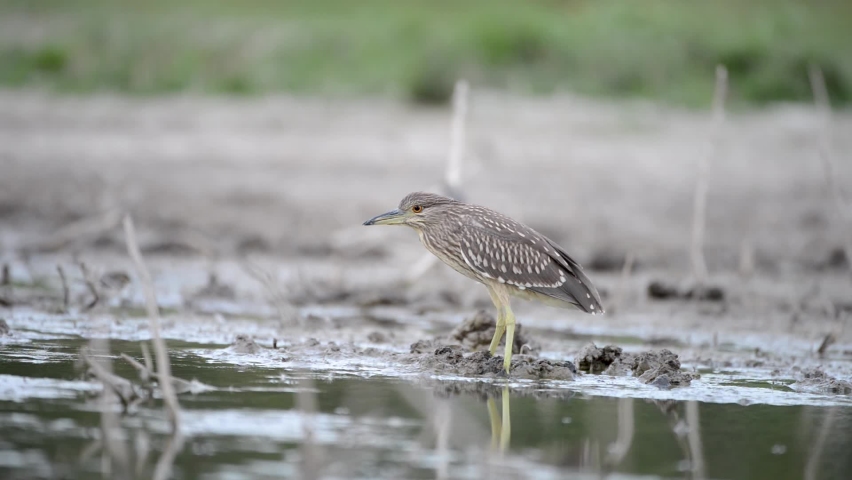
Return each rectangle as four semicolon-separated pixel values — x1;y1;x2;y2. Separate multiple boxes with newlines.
363;192;603;374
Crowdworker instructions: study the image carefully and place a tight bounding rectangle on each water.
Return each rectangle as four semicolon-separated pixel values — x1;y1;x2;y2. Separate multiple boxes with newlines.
1;338;851;480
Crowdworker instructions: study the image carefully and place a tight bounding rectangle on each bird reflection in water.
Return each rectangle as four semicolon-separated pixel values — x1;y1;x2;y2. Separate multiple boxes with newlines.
487;386;511;453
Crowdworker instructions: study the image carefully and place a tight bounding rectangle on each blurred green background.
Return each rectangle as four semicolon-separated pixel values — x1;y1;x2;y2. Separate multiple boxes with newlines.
1;0;850;107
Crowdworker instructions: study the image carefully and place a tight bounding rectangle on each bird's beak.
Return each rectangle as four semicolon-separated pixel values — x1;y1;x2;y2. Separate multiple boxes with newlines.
363;209;407;226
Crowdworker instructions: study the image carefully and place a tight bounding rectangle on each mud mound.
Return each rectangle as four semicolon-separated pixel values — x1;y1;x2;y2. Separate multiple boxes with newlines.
630;349;696;388
575;343;624;373
793;368;852;395
412;345;574;381
574;343;697;387
450;310;540;355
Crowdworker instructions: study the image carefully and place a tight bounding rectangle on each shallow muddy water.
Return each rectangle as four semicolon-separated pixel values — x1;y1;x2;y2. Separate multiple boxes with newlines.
2;332;851;480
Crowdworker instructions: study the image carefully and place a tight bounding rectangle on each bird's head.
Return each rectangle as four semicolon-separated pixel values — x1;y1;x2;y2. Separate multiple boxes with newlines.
363;192;458;230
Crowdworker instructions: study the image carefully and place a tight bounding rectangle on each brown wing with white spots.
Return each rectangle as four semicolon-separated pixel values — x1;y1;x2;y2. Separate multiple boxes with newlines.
457;207;604;314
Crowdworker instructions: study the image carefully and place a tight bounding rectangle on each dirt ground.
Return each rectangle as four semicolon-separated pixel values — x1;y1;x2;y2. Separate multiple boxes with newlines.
1;89;851;385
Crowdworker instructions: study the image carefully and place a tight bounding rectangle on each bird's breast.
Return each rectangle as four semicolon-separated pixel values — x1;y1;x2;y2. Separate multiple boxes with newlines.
417;228;483;283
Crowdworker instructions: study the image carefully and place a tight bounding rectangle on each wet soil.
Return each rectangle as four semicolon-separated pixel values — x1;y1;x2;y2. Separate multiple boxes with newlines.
1;92;851;406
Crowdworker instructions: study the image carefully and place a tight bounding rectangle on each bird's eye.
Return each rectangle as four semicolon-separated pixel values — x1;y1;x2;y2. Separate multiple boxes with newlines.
412;205;423;213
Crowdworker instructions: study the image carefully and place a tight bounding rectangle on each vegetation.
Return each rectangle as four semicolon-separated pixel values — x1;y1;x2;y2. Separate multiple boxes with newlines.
1;0;849;107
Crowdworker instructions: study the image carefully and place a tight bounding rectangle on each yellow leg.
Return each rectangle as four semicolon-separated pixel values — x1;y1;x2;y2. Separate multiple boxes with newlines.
487;288;506;356
502;307;516;374
500;386;511;451
487;397;500;451
486;387;512;453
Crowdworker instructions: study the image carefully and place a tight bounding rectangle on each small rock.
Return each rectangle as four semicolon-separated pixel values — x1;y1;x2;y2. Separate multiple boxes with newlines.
634;349;696;386
0;318;9;336
230;334;261;354
647;281;679;300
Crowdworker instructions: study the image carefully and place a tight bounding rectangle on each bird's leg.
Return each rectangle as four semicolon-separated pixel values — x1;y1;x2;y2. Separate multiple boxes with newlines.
500;386;511;451
487;396;500;451
486;387;512;453
502;305;516;374
487;288;506;356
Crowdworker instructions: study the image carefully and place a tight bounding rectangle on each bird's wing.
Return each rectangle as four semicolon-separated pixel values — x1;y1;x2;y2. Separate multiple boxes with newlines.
458;221;604;314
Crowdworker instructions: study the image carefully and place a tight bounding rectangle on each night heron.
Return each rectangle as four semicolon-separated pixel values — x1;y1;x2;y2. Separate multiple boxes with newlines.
363;192;604;374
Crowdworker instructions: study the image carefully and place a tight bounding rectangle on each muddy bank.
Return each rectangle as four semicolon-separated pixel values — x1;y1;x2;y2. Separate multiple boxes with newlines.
575;343;698;388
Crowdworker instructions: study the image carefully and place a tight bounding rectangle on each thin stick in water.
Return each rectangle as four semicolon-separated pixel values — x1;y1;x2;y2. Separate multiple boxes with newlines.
57;265;69;312
690;65;727;283
79;263;100;311
123;215;182;432
809;65;852;274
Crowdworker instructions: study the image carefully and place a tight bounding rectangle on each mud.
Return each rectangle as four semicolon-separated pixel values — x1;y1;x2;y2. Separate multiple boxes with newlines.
575;343;624;374
630;349;698;388
793;367;852;395
574;342;697;388
449;310;540;354
410;346;576;381
229;334;263;354
1;92;851;404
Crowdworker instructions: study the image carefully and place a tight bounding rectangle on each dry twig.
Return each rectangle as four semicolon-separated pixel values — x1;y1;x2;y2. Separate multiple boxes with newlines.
686;400;706;480
691;65;727;283
445;79;469;197
81;349;138;408
79;263;100;311
84;340;132;479
123;215;182;432
407;79;470;284
805;407;837;480
56;265;69;312
613;252;635;311
120;353;204;395
607;398;635;465
809;65;852;273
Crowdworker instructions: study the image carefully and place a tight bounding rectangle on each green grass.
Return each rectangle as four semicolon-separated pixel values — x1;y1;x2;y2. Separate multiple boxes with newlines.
0;0;849;107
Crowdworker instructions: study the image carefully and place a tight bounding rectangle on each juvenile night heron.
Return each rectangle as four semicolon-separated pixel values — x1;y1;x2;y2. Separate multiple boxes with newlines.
364;192;604;374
